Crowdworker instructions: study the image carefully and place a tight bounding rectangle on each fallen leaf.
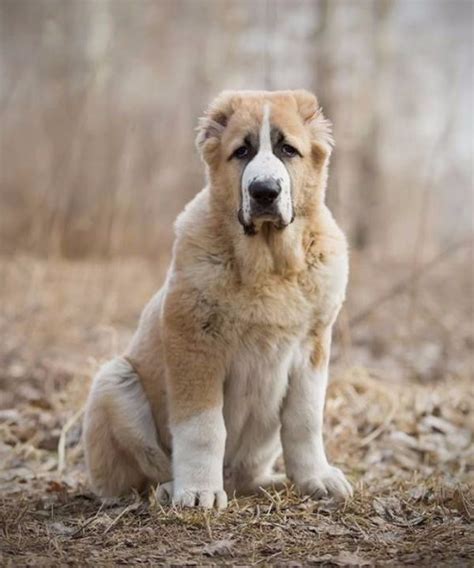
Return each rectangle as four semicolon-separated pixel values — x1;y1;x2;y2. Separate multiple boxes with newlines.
372;497;425;527
49;521;75;536
202;539;235;557
47;479;69;493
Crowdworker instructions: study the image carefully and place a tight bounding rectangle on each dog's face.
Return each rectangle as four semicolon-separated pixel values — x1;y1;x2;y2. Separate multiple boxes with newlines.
196;90;333;235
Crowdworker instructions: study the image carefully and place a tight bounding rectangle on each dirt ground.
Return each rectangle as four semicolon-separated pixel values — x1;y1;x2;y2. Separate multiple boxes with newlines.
0;251;472;566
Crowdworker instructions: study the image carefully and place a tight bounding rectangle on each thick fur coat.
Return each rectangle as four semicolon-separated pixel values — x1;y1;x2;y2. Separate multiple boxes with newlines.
83;90;352;508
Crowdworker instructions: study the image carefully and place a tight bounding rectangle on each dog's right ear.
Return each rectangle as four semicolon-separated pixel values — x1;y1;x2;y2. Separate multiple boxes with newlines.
293;90;334;167
196;92;234;163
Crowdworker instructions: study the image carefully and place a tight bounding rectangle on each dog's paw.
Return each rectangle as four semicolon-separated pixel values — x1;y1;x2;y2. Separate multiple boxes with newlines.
156;482;227;509
173;488;228;510
155;481;174;505
296;466;353;501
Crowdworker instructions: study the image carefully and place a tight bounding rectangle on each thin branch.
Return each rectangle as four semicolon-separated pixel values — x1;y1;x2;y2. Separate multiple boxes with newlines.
57;406;85;474
349;238;472;328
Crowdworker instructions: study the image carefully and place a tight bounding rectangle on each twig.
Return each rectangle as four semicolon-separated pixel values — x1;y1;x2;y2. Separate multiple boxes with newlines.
57;406;85;474
349;238;472;328
70;501;106;539
204;513;213;540
103;502;139;535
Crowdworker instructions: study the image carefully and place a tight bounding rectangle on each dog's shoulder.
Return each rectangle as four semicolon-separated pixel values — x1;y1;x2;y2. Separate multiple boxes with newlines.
297;206;349;325
304;205;348;266
162;188;235;332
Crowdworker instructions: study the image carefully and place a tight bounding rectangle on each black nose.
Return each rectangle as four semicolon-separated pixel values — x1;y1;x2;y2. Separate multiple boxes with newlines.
248;179;281;205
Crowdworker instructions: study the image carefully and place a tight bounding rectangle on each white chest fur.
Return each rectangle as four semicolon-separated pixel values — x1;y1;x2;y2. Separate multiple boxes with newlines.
222;332;299;479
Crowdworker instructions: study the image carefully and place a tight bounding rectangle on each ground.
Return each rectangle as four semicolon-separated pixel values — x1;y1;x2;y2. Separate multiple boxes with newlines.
0;251;472;566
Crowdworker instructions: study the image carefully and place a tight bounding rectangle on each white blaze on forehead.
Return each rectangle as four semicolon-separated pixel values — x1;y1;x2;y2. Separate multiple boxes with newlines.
259;104;272;152
241;103;293;227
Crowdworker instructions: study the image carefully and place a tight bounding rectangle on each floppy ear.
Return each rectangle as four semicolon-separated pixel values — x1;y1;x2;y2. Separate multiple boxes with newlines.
293;90;334;165
196;91;235;163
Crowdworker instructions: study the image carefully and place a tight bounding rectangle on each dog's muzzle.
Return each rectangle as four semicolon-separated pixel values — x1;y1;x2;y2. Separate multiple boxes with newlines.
239;151;293;235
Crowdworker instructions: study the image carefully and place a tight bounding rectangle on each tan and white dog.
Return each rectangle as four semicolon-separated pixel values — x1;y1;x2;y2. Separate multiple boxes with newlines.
83;90;352;509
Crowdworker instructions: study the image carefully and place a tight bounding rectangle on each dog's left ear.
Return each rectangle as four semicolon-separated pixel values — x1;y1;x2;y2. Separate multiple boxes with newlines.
293;90;334;164
196;91;235;164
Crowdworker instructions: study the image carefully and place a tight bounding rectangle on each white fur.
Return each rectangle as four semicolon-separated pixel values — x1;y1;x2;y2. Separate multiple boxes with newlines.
220;330;351;500
170;407;227;509
241;104;293;225
281;345;353;498
222;336;295;493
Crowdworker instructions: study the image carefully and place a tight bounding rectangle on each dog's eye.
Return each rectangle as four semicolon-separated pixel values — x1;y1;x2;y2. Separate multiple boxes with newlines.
233;145;249;159
281;144;299;158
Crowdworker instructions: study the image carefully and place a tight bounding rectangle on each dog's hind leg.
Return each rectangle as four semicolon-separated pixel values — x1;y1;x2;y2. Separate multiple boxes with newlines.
84;357;171;497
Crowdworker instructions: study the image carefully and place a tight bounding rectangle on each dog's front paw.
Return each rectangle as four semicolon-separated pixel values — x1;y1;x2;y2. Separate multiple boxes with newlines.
157;482;227;509
174;487;228;509
296;466;352;501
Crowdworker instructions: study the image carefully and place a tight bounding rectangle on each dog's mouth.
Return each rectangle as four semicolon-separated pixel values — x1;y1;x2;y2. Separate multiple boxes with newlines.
237;207;293;236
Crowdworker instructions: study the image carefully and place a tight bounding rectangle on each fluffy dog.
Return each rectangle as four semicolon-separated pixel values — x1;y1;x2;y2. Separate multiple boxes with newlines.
83;90;352;509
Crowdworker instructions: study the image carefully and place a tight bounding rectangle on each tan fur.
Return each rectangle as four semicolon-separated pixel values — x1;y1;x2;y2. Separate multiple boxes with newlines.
84;90;351;505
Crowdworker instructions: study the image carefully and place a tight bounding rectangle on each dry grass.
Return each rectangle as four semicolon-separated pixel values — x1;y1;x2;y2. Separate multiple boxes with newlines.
0;253;472;566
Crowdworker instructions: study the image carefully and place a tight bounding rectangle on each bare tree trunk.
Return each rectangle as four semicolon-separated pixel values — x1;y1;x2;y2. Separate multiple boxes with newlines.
353;0;393;251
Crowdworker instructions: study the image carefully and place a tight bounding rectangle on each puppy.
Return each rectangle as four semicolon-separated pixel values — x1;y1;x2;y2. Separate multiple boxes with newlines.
83;90;352;509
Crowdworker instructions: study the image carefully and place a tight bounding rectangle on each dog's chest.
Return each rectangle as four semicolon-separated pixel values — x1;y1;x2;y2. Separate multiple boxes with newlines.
223;333;296;462
227;275;314;332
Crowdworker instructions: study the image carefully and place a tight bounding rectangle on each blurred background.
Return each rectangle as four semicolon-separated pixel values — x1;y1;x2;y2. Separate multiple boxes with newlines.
0;2;472;562
1;0;472;258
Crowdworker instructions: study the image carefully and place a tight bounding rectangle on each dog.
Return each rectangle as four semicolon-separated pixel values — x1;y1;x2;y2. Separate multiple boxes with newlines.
83;89;352;509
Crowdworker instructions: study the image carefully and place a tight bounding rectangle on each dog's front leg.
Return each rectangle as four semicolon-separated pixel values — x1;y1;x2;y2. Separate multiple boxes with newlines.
161;291;227;509
170;399;227;509
281;325;352;500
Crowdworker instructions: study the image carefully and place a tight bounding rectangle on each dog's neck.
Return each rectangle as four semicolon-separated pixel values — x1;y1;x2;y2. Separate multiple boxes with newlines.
207;185;324;286
227;215;310;285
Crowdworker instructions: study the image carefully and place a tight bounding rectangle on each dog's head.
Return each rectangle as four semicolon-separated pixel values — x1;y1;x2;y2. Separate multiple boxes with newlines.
196;90;333;235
